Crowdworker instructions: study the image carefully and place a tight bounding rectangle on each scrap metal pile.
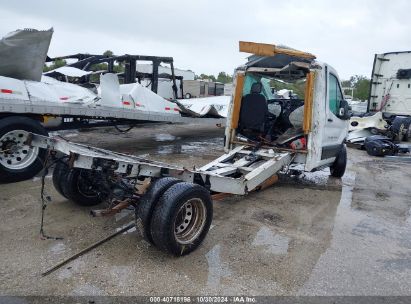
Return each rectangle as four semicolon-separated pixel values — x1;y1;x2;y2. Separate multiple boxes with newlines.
346;112;411;157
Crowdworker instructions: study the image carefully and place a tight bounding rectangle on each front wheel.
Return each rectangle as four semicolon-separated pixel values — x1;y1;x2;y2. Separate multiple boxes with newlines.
150;182;213;256
330;144;347;178
0;116;48;183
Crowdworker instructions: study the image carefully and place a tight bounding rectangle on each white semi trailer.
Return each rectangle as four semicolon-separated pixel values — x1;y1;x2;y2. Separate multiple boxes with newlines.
371;51;411;140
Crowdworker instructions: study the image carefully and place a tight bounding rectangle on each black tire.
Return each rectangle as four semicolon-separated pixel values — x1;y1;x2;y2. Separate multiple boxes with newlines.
52;159;70;198
0;116;48;183
330;144;347;178
135;177;183;244
402;118;411;142
61;168;106;206
151;182;213;256
391;117;410;142
184;93;192;99
404;125;411;142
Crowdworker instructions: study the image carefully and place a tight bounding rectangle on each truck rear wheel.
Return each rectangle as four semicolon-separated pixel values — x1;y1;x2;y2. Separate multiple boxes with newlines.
0;116;48;183
330;144;347;178
150;182;213;256
135;177;183;244
52;159;70;198
60;168;107;206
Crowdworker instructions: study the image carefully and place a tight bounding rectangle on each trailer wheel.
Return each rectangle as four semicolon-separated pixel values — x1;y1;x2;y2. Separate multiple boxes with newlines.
61;168;106;206
0;116;48;183
184;93;192;99
151;182;213;256
330;144;347;178
135;177;183;244
52;159;70;198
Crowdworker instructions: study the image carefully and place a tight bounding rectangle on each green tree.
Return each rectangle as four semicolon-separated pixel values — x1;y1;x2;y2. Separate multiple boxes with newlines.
341;75;370;101
216;72;233;84
43;59;67;72
199;74;216;82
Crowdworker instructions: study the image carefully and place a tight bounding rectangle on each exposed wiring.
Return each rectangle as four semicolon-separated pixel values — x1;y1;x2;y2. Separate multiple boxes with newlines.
39;153;67;240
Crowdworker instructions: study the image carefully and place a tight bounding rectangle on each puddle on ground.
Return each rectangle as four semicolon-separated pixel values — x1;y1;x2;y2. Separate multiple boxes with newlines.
252;226;289;254
205;244;231;289
52;130;79;138
157;138;223;156
154;133;178;142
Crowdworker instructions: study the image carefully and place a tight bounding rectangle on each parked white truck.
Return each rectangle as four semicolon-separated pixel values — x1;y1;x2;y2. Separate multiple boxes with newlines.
29;41;350;256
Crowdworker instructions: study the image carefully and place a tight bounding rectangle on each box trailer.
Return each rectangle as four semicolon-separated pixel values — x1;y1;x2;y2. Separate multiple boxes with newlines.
182;80;225;99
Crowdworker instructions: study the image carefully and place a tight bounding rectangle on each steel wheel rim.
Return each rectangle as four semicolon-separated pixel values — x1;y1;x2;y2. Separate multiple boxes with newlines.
76;170;100;198
174;198;207;245
0;130;39;170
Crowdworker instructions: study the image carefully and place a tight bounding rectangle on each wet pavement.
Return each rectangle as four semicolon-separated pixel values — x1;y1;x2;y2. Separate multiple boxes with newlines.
0;123;410;296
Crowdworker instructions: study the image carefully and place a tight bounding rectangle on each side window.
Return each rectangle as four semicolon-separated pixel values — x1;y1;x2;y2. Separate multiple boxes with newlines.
328;74;343;116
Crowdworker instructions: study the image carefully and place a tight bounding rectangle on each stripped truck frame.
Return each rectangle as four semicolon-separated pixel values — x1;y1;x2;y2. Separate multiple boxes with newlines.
28;41;350;256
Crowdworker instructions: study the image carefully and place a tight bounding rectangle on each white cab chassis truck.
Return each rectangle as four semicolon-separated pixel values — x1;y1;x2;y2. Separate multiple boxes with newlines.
29;42;350;256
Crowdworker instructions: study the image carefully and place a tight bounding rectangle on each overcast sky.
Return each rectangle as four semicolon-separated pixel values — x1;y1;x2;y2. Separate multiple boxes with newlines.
0;0;410;80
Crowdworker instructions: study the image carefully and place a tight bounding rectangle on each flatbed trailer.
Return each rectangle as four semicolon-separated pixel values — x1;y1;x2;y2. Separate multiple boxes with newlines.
0;97;223;183
0;98;224;126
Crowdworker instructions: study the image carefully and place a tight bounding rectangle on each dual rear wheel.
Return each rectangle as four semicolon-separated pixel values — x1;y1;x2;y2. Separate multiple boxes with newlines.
53;166;213;256
136;178;213;256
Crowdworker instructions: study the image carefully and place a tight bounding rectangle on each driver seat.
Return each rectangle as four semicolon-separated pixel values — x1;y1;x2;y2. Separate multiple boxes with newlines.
239;82;268;133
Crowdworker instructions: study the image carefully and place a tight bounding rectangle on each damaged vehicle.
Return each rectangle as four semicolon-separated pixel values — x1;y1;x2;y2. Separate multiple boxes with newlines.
28;41;350;256
347;51;411;146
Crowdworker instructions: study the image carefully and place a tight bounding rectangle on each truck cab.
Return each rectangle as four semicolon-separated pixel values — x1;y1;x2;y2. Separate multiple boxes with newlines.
225;42;350;175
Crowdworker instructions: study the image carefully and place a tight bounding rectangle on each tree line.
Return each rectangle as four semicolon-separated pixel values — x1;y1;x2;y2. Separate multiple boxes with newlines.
341;75;370;101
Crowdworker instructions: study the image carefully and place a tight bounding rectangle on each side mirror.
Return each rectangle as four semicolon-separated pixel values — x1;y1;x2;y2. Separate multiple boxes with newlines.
337;99;351;120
